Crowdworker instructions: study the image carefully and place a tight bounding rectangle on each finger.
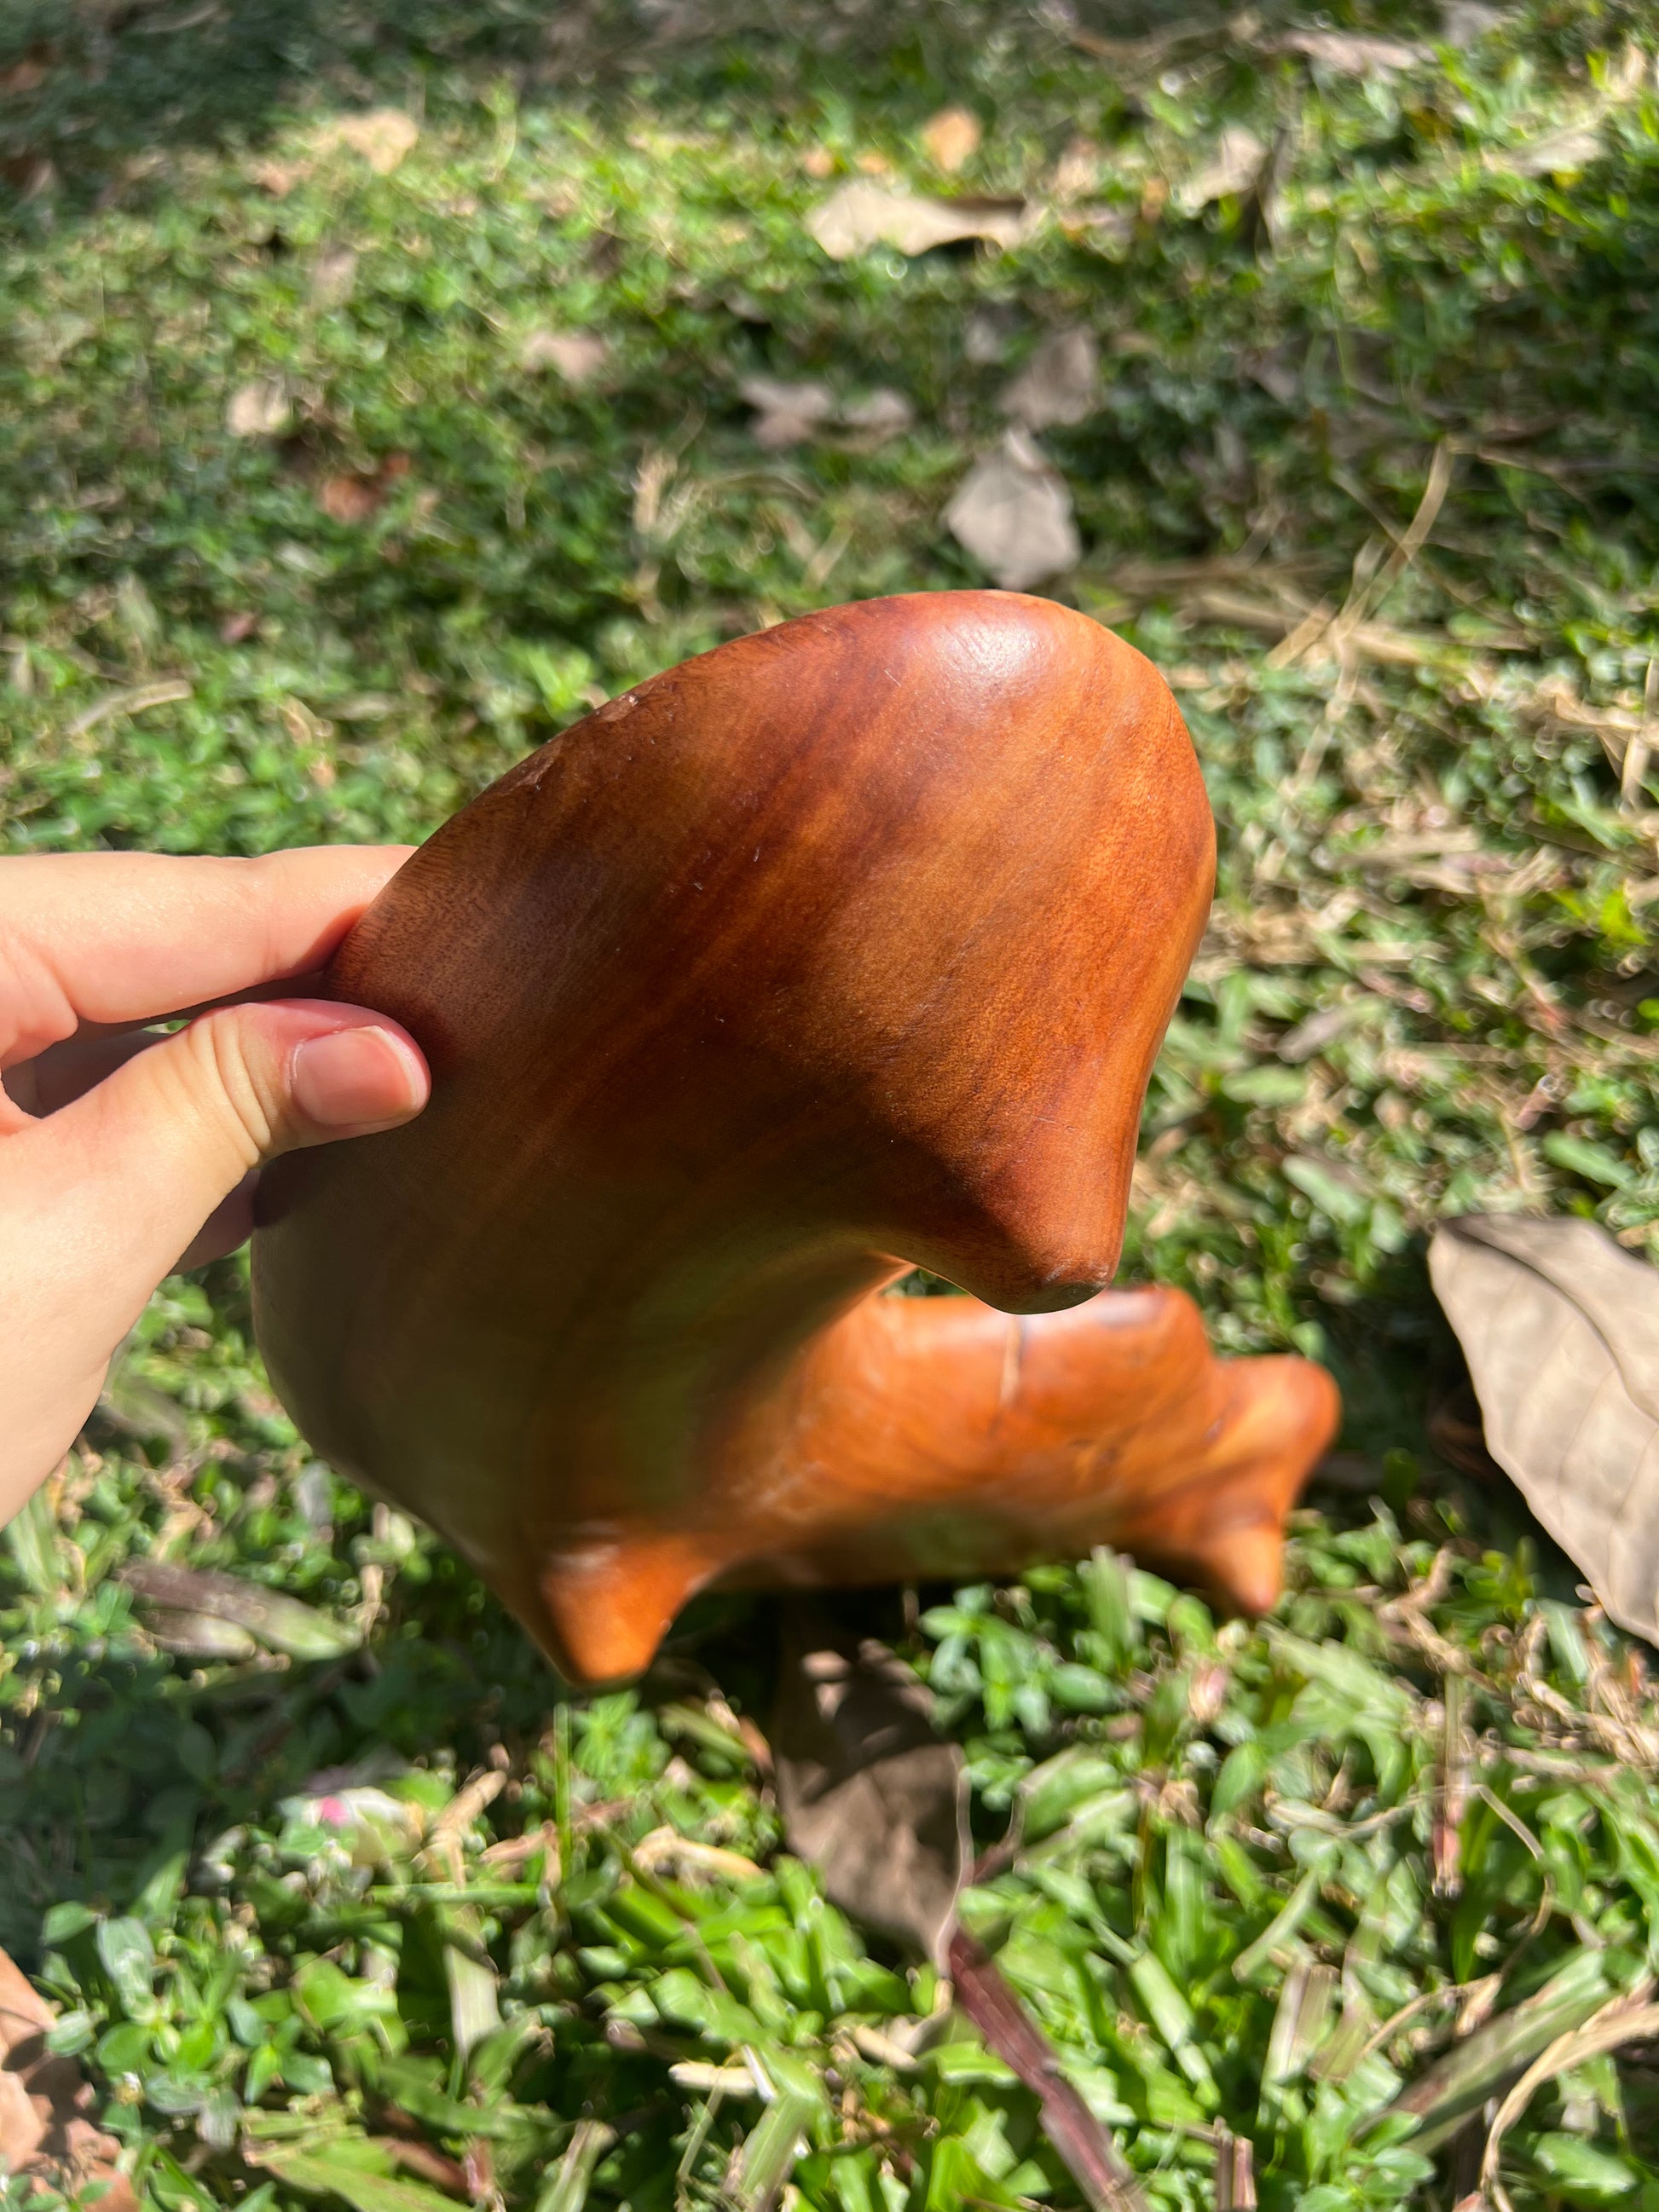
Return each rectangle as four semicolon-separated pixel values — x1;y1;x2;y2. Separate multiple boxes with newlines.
2;1027;165;1124
0;846;412;1066
0;1000;429;1515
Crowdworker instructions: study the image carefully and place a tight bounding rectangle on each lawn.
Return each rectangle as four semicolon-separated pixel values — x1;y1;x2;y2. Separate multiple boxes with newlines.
5;1;1659;2205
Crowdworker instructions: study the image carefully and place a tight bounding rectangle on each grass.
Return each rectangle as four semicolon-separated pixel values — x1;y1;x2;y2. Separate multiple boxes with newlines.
6;0;1659;2204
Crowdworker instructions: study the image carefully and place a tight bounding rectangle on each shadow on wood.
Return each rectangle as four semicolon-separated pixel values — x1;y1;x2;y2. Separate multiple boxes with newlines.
253;592;1338;1683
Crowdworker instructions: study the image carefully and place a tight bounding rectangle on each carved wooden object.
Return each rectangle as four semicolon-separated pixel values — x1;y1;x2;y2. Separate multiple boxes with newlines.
252;592;1338;1684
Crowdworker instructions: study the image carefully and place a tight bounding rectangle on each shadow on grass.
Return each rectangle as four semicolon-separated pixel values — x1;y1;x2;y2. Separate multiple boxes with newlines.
0;0;1402;228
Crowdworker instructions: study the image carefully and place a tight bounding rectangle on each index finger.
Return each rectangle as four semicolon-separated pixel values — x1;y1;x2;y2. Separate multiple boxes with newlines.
0;847;413;1068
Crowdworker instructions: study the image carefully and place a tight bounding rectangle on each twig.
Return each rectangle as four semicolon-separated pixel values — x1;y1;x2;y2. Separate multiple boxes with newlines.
1480;1990;1659;2212
1213;2127;1256;2209
948;1929;1144;2211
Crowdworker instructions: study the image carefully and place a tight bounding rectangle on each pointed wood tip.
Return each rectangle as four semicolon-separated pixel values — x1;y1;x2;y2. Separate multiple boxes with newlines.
529;1533;717;1687
1134;1353;1340;1615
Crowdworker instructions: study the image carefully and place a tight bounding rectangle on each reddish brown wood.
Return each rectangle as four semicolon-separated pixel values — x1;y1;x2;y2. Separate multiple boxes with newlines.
252;592;1337;1684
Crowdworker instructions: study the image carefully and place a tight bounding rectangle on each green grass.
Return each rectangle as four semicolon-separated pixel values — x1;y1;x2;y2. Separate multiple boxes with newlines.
7;2;1659;2205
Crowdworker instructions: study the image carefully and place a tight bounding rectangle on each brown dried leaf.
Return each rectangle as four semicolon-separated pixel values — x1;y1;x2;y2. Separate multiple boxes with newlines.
1176;126;1266;214
839;387;913;438
0;51;51;96
309;245;359;309
921;107;981;175
519;328;610;384
807;181;1031;260
1442;1;1509;43
226;378;290;437
118;1559;359;1659
1481;1993;1659;2197
739;373;838;449
318;473;386;525
739;375;912;451
1491;122;1605;178
1428;1214;1659;1644
1274;30;1427;72
944;428;1080;592
326;109;419;176
1001;326;1101;430
0;1947;136;2209
1051;136;1102;201
772;1620;968;1966
144;1607;259;1660
252;157;309;198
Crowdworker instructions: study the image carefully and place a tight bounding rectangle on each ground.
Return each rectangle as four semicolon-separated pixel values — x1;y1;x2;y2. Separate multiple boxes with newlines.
3;2;1659;2206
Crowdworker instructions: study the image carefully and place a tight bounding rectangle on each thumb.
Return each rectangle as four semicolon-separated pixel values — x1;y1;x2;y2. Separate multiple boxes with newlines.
3;1000;427;1516
80;995;426;1229
1;1002;427;1522
23;997;428;1348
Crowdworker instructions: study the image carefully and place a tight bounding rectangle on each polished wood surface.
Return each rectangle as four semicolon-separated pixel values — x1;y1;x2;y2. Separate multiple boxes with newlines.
252;592;1337;1684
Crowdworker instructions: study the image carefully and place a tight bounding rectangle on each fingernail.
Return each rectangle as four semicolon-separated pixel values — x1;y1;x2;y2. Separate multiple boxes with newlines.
292;1025;428;1131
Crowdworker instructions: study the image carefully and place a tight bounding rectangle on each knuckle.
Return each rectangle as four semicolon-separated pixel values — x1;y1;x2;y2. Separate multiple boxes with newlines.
171;1011;288;1166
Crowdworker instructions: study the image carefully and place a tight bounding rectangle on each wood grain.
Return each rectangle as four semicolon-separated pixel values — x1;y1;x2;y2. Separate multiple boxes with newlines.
253;591;1337;1683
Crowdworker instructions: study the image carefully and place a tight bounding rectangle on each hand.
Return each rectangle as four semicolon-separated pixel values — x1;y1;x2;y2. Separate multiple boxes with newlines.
0;847;431;1524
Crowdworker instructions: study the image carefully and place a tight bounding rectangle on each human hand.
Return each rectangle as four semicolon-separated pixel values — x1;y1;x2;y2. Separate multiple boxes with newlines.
0;847;430;1524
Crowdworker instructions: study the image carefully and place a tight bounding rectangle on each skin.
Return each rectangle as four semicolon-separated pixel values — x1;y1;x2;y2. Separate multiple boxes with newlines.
0;846;429;1525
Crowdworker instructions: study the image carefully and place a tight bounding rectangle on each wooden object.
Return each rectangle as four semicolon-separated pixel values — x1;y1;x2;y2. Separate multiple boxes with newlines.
253;592;1338;1684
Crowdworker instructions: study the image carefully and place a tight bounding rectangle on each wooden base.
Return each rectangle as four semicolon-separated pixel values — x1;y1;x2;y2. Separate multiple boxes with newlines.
523;1281;1338;1684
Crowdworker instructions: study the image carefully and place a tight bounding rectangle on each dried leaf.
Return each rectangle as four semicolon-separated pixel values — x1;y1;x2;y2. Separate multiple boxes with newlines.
1385;1947;1623;2149
964;303;1020;365
1176;127;1266;214
739;375;912;450
1491;122;1604;177
0;1946;136;2209
1213;2129;1257;2212
772;1620;968;1966
309;245;359;309
519;329;610;384
1274;30;1427;73
1001;326;1101;430
1051;136;1102;201
0;1949;55;2172
839;386;913;437
1481;1992;1659;2198
921;107;981;174
327;110;419;176
0;52;51;96
145;1608;259;1660
66;679;193;740
318;473;385;525
738;373;837;449
1441;0;1509;43
252;157;309;198
226;378;290;437
807;181;1031;260
949;1931;1144;2210
1429;1214;1659;1644
118;1560;361;1660
944;429;1080;592
630;1827;768;1884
